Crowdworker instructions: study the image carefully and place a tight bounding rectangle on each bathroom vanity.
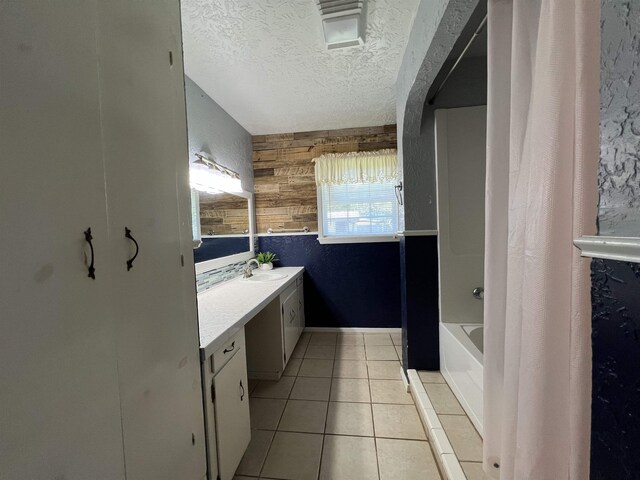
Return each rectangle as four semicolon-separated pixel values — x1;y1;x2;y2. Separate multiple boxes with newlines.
197;267;305;480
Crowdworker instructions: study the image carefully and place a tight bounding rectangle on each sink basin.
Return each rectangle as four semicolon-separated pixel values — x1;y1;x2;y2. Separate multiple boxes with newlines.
241;272;288;282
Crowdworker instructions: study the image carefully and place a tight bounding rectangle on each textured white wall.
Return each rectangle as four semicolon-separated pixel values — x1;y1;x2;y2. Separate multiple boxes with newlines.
185;77;254;192
598;0;640;236
395;0;481;230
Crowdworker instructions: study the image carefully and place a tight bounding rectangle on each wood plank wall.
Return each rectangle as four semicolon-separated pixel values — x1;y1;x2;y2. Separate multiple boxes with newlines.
252;125;397;233
199;192;250;236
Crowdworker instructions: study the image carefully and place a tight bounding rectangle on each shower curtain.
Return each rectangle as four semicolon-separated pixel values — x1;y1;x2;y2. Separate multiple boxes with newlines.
483;1;599;479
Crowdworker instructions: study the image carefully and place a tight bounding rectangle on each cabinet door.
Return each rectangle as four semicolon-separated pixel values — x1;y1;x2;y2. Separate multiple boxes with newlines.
0;3;125;479
297;279;305;336
214;350;251;480
96;1;206;479
282;288;299;364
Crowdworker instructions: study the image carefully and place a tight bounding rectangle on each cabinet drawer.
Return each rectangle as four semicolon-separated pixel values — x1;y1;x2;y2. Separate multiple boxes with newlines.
211;329;245;375
296;275;303;287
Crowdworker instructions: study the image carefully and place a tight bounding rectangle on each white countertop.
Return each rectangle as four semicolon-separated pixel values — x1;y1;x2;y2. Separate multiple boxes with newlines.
197;266;305;359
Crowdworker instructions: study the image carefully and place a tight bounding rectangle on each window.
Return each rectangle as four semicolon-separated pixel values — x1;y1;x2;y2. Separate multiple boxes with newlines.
314;149;400;244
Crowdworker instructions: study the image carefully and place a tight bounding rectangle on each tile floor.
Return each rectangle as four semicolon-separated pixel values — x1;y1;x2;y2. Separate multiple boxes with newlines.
416;371;489;480
235;332;442;480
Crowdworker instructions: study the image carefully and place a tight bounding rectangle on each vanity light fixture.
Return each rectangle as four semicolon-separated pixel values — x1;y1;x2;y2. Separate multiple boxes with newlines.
316;0;366;49
190;153;242;194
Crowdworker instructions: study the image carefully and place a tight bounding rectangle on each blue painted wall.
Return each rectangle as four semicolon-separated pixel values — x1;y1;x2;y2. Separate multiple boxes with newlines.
591;259;640;479
258;235;401;328
400;235;440;370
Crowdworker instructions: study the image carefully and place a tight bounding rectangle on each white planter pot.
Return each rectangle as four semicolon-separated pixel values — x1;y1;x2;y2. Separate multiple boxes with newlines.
259;262;273;271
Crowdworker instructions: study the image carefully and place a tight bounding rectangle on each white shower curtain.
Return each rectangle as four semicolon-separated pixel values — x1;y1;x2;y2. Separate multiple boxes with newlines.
483;1;599;479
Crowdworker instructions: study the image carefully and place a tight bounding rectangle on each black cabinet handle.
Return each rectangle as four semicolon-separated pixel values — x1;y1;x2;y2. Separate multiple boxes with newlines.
125;227;139;271
239;380;245;401
223;341;235;354
84;228;96;279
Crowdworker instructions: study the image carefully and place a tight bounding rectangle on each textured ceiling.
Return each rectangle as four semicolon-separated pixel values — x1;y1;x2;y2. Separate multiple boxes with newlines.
181;0;420;134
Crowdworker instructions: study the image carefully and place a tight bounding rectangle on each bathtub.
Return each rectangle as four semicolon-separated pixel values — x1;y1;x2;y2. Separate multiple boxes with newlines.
439;322;484;435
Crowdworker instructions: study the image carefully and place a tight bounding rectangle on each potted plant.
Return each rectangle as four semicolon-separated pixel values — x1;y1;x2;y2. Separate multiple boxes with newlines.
256;251;278;270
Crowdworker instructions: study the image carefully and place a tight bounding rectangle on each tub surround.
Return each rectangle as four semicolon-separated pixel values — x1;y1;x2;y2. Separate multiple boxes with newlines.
259;235;400;329
197;266;304;358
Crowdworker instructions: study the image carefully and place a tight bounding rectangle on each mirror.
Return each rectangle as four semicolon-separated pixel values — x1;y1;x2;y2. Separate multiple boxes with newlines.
193;190;254;272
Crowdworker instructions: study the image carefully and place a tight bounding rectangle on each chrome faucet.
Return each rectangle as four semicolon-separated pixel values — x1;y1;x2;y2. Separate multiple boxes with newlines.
243;259;260;278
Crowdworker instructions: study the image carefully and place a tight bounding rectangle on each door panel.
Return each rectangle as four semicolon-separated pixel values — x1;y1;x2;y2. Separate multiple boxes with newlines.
297;280;305;336
214;350;251;480
96;1;205;478
282;288;299;363
0;2;125;478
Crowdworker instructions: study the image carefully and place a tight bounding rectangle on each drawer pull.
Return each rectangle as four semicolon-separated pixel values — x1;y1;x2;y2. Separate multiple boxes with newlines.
223;341;235;354
124;227;140;271
239;380;245;401
84;228;96;279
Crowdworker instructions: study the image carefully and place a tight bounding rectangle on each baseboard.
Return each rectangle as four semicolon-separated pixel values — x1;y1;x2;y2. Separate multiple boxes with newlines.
303;327;401;333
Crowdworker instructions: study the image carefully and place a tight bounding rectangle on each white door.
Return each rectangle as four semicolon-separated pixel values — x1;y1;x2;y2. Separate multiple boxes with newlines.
214;350;251;480
297;279;305;336
0;2;125;478
435;106;487;324
96;1;206;479
282;288;299;364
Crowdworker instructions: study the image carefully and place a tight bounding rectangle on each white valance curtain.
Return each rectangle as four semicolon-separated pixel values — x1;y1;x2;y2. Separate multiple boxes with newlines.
313;149;398;185
484;1;599;479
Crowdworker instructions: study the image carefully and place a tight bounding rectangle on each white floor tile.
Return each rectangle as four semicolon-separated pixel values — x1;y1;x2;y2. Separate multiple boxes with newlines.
365;345;398;361
305;345;336;359
439;414;483;462
369;379;413;404
376;438;441;480
235;429;274;476
333;360;368;378
278;400;328;434
335;345;366;360
309;332;337;346
299;358;334;377
372;404;426;440
325;402;374;436
423;383;465;415
249;398;287;430
319;435;379;480
290;377;332;401
364;333;393;346
252;377;295;399
330;378;371;403
261;431;323;480
368;361;403;380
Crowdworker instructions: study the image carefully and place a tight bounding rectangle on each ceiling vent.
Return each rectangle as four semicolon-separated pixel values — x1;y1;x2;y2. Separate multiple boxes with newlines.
316;0;366;49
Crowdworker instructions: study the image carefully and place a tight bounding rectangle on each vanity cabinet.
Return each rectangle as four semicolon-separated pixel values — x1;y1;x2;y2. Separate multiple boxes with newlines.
245;272;305;379
203;329;251;480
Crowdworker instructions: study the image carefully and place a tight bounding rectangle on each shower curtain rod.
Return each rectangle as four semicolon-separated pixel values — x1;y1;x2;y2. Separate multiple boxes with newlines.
427;15;487;106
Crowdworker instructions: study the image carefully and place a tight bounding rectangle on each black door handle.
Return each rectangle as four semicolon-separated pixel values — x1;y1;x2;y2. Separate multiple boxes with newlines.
84;228;96;279
239;380;245;401
223;341;235;354
125;227;139;271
